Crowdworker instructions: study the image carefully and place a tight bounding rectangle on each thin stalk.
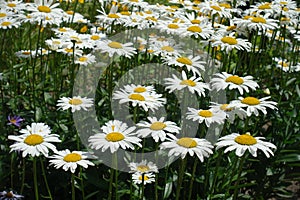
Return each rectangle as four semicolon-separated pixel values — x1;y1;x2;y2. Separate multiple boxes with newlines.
232;156;246;200
10;153;14;189
71;173;76;200
40;158;53;200
108;169;114;200
141;173;145;200
20;158;26;194
33;158;39;200
187;159;198;200
175;157;187;200
79;167;85;199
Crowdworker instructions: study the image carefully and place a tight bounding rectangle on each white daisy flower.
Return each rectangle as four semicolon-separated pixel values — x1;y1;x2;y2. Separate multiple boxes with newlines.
216;132;277;158
231;96;277;116
8;123;61;157
98;39;136;58
160;134;213;162
96;4;126;25
209;102;247;123
25;0;64;26
75;54;96;66
0;18;20;29
56;47;83;57
113;89;166;112
88;120;142;153
132;172;155;185
163;55;205;76
56;96;94;112
129;160;158;174
0;190;24;200
164;70;210;97
149;40;183;57
211;33;252;53
136;117;181;142
179;23;214;39
49;149;95;173
273;57;293;72
15;50;34;58
122;84;156;94
199;0;232;19
156;21;184;35
210;72;259;95
186;107;226;127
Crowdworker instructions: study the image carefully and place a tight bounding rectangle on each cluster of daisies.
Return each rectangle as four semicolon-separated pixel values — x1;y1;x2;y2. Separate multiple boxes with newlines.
1;0;298;72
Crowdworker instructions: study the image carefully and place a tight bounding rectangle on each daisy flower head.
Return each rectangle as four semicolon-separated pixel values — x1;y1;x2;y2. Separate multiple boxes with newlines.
98;39;136;58
156;20;184;35
88;120;142;153
232;96;277;116
0;190;24;200
164;70;210;97
7;115;24;128
160;134;213;162
56;96;94;112
75;54;96;66
163;55;205;76
49;149;95;173
273;57;292;72
0;18;20;29
149;40;183;57
216;132;277;158
25;0;64;26
129;160;158;174
209;102;247;123
210;72;259;95
112;87;166;112
243;14;278;32
186;107;226;127
122;84;156;94
199;0;232;19
179;23;214;39
8;123;61;157
132;172;155;185
211;33;252;53
136;117;181;142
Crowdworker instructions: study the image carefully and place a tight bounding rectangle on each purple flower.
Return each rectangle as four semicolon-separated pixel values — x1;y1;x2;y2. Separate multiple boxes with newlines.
7;115;24;128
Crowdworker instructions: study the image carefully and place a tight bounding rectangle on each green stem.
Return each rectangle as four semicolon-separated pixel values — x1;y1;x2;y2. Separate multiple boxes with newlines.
175;158;187;200
40;158;53;200
188;159;198;200
141;173;145;200
232;156;247;200
80;167;85;199
71;173;76;200
20;158;26;194
108;169;114;200
33;158;39;200
10;153;14;189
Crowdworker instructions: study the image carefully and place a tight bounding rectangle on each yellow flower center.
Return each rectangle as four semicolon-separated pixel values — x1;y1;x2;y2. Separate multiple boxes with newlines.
108;41;122;49
251;17;266;24
176;57;192;65
78;56;88;62
234;134;257;145
59;27;67;32
0;13;7;18
225;75;244;85
219;3;231;8
64;48;73;53
210;5;222;11
280;17;290;22
198;110;213;117
129;93;145;101
187;26;202;33
220;104;234;112
120;11;131;16
226;25;236;31
107;13;120;18
150;122;167;130
145;16;157;22
22;51;31;55
5;192;13;198
38;5;51;13
69;98;83;105
105;132;125;142
137;165;150;172
177;137;197;148
1;21;11;26
221;36;238;45
138;175;149;181
63;153;82;162
161;46;174;52
191;19;201;24
167;24;179;29
278;61;289;67
66;10;74;15
280;1;288;5
258;3;271;9
24;134;44;146
7;3;16;7
180;80;196;87
133;87;147;93
90;35;100;40
241;97;260;105
282;7;289;11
